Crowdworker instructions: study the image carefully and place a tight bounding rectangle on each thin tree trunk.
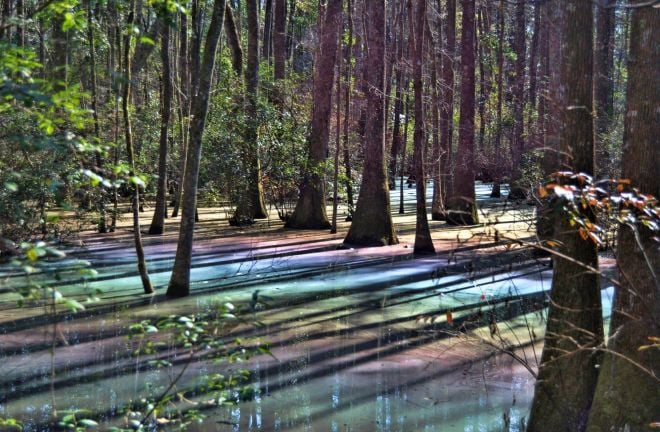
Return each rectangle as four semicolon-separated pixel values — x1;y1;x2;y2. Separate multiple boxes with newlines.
122;0;153;294
410;0;434;254
171;7;193;218
490;0;504;198
586;3;659;430
594;0;615;176
508;0;526;199
388;2;404;192
233;0;268;223
527;1;601;429
149;19;172;235
399;92;409;214
110;0;121;232
528;0;540;110
446;0;478;226
85;0;107;233
273;0;286;81
344;0;397;246
262;0;273;60
439;0;456;206
224;3;243;76
342;0;354;218
331;35;342;234
167;0;227;298
430;0;444;220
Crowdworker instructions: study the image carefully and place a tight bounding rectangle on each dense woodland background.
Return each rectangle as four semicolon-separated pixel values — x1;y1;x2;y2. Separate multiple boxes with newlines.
0;0;658;430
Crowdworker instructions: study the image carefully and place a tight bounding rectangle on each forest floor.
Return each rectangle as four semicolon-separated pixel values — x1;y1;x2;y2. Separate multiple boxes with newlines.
0;182;617;431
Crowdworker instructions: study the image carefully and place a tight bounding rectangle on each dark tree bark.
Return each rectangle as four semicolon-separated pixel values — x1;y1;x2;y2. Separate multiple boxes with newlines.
130;19;162;87
233;0;268;223
388;2;405;192
439;0;456;208
122;0;153;294
446;0;478;226
508;0;526;200
430;0;445;220
273;0;286;81
331;34;342;234
476;8;486;154
0;0;10;40
399;92;409;214
586;3;659;430
85;0;107;234
224;2;243;76
594;0;615;176
342;0;355;217
51;14;68;89
410;0;434;254
149;19;172;235
344;0;397;246
491;0;505;198
167;0;227;298
527;1;602;430
262;0;273;60
528;0;541;110
535;0;563;241
170;10;189;218
285;0;342;230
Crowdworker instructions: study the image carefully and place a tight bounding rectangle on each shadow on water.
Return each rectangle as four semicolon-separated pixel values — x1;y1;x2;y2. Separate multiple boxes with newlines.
0;182;577;431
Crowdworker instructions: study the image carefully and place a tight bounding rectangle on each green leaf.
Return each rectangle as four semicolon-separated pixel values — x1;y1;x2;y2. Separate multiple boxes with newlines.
4;182;18;192
61;298;86;312
138;36;156;46
129;176;146;187
79;419;99;427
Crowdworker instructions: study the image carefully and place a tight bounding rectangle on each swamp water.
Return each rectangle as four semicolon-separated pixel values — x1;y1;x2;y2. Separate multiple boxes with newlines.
0;183;614;431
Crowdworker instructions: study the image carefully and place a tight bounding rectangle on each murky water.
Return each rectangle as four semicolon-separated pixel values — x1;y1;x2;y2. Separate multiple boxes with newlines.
0;182;615;431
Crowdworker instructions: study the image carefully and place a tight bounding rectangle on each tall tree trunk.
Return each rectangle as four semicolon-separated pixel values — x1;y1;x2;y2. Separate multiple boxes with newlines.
508;0;526;200
167;0;227;298
586;3;659;430
344;0;397;246
85;0;107;233
535;0;563;241
388;2;404;191
52;14;68;89
476;7;486;155
439;0;456;208
342;0;354;218
171;10;190;218
273;0;286;81
446;0;478;226
399;92;409;214
594;0;615;177
149;19;172;235
233;0;268;223
528;0;540;111
430;0;444;220
122;0;153;294
224;2;243;76
410;0;434;254
527;1;602;430
331;35;342;234
490;0;504;198
262;0;273;60
285;0;342;229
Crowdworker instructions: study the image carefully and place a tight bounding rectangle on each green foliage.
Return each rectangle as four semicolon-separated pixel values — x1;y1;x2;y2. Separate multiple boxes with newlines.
200;66;309;218
0;41;101;240
0;417;23;431
120;301;271;430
